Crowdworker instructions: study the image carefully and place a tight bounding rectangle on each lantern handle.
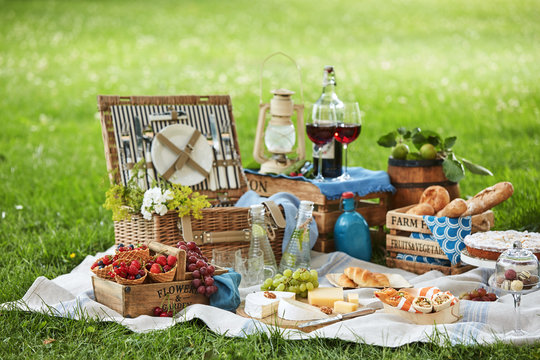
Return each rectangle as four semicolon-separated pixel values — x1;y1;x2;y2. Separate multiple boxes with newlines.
259;52;304;104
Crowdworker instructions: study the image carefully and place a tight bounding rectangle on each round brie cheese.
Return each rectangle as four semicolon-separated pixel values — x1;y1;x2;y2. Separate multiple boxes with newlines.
277;298;330;321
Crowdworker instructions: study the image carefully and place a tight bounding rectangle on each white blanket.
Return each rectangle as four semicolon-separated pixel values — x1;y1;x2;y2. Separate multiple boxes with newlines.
2;248;540;347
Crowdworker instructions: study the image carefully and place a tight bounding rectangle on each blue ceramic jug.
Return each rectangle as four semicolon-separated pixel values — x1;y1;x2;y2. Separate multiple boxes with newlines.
334;192;372;261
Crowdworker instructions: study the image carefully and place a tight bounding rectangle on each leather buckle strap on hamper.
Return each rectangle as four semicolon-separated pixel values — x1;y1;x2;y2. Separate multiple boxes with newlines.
179;200;286;246
155;131;210;181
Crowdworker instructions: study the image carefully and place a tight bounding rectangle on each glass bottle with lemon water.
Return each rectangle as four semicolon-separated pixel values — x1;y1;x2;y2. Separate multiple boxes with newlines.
279;200;315;272
248;204;278;279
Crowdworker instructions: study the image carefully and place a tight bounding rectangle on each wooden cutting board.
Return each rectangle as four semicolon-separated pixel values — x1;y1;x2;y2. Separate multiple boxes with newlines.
235;300;374;333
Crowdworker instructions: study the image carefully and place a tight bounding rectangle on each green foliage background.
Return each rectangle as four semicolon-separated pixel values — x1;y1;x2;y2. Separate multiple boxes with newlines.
0;0;539;357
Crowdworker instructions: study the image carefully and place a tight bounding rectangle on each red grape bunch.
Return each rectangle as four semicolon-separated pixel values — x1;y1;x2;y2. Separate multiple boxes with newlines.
459;287;498;302
176;241;218;298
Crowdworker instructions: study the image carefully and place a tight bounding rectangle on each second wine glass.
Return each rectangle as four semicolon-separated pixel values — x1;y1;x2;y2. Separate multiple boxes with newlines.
334;102;362;181
307;104;337;182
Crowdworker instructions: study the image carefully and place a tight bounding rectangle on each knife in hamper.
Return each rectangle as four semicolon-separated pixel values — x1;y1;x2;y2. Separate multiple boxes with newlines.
297;306;378;329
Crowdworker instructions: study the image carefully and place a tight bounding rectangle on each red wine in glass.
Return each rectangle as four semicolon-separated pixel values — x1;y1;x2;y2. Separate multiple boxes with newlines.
335;123;362;144
306;123;337;146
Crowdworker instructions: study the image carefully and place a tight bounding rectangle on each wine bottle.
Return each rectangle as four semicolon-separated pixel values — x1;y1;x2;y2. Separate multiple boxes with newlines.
312;66;343;178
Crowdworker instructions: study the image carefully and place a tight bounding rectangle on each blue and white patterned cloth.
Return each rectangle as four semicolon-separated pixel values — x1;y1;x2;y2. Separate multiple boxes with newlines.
403;216;471;265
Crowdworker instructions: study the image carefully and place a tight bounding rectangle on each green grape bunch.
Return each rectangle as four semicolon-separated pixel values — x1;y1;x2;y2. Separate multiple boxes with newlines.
260;268;319;298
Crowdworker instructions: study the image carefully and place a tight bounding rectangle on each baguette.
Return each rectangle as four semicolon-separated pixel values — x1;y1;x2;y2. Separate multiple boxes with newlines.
337;273;357;288
406;203;435;216
463;182;514;216
344;267;390;288
436;198;467;218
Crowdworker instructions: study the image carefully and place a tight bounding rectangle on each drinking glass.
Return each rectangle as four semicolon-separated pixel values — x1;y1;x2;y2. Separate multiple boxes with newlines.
307;104;337;182
334;102;362;181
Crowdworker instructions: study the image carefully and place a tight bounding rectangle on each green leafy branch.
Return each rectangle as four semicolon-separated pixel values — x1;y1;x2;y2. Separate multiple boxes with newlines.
377;127;493;182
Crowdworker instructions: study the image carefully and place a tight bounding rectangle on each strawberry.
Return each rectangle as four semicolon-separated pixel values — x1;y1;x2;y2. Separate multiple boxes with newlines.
128;265;139;276
155;255;167;267
138;269;146;277
167;255;177;267
102;256;112;265
128;275;135;280
150;263;163;274
91;262;98;270
131;260;141;269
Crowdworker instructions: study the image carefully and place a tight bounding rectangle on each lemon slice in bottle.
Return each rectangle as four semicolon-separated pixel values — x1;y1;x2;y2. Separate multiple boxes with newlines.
252;224;266;237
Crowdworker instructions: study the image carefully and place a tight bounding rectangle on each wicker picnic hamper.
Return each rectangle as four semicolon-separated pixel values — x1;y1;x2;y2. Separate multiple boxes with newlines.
97;95;285;261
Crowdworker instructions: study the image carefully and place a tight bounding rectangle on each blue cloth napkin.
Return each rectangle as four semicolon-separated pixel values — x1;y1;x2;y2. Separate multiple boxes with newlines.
209;270;241;312
235;191;319;253
244;167;395;200
406;216;472;265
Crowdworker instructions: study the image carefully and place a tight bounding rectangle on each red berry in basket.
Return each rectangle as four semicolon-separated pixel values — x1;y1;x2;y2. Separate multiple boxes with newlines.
156;255;167;267
128;275;135;280
153;307;163;316
150;263;163;274
128;265;139;276
138;269;145;277
163;265;172;272
187;241;197;250
131;260;141;269
167;255;177;267
102;256;112;265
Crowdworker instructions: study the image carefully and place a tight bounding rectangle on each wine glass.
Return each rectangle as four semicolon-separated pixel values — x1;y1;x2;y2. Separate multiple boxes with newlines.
334;102;362;181
307;104;337;182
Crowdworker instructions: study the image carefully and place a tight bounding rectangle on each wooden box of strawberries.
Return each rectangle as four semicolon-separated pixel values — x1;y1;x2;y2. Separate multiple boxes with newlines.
385;183;513;275
91;241;226;318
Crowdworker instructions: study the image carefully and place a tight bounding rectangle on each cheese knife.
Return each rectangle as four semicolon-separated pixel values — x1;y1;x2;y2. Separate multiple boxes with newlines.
297;305;379;329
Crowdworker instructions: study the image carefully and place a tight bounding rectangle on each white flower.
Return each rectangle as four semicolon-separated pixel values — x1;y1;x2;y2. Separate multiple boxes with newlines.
140;187;172;219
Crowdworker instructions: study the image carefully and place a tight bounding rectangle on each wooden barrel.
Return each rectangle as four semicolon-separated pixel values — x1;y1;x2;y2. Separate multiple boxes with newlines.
387;158;460;209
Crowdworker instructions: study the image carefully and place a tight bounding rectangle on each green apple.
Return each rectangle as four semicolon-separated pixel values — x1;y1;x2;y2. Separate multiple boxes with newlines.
420;143;437;160
392;143;409;160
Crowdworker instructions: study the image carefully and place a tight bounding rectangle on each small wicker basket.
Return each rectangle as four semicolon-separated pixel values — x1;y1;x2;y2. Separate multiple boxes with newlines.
115;272;147;285
116;247;151;263
91;265;114;280
148;266;177;283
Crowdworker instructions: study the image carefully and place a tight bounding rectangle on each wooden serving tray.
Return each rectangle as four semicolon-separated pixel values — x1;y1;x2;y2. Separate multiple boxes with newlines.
235;300;377;333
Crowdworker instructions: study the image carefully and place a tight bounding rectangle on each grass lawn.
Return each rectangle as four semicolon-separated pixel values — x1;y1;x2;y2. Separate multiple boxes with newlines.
1;0;539;358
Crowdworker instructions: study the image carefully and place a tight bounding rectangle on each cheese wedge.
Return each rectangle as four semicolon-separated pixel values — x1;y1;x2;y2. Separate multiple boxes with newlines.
334;300;358;314
308;287;343;307
347;293;359;304
244;291;296;319
277;298;330;321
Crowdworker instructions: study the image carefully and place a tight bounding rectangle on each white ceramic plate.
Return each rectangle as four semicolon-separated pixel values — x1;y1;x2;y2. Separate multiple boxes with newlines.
151;124;213;186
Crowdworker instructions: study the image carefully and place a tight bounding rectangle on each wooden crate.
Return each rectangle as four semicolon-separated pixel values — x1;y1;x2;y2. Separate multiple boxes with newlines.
385;205;495;275
246;172;389;252
92;242;225;318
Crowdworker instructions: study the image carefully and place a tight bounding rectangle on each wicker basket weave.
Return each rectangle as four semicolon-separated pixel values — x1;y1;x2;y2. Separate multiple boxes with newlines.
91;265;114;280
99;95;285;262
116;248;151;263
148;266;177;283
115;272;147;285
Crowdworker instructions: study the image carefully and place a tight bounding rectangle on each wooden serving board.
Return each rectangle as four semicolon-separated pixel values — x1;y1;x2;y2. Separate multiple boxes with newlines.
236;300;366;333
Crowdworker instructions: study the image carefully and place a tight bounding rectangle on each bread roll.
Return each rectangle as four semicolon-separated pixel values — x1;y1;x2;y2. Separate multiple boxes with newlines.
419;186;450;212
344;267;390;288
406;203;435;216
337;273;357;288
463;182;514;216
436;198;467;218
